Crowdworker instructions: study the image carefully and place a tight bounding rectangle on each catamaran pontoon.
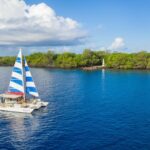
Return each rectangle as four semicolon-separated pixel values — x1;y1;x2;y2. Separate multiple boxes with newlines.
0;49;48;113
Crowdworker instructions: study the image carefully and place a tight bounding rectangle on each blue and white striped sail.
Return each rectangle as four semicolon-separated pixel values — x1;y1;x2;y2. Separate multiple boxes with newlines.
24;58;39;97
8;50;24;95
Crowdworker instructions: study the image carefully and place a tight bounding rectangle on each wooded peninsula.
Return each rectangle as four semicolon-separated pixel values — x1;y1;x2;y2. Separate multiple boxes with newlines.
1;49;150;69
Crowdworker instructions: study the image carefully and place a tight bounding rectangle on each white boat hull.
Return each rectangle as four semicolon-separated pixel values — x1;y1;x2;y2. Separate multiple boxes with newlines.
28;99;49;109
0;98;48;114
40;101;49;107
0;106;34;113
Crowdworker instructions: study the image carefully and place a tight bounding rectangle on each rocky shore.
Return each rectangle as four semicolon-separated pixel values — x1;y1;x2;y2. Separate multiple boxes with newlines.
81;66;105;71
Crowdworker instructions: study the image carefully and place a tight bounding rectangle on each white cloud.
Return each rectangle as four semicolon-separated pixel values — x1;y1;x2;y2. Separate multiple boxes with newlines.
109;37;125;50
0;0;86;46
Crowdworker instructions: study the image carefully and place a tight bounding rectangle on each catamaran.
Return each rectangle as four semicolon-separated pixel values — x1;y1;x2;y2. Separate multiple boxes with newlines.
0;49;48;113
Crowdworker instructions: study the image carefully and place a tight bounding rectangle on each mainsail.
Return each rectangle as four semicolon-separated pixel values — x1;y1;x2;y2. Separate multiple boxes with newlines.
8;50;24;95
24;57;39;97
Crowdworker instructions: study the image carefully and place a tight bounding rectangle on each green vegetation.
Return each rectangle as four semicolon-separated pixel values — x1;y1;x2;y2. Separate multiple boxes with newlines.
105;51;149;69
0;56;16;66
1;50;150;69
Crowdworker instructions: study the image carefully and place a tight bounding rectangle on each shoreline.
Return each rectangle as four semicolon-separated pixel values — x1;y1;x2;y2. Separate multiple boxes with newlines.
1;65;150;71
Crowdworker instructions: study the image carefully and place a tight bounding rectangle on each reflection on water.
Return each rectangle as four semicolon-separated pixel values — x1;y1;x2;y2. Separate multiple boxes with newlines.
102;69;105;80
0;112;36;149
0;107;51;150
101;69;106;93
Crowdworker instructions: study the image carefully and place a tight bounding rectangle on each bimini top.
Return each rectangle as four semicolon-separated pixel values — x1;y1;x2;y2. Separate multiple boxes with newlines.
0;93;23;99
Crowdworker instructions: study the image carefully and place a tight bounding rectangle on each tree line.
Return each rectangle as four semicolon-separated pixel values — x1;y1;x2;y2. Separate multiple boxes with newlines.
0;49;150;69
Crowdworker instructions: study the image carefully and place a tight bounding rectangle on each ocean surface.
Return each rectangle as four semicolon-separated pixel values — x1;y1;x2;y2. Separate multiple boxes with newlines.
0;67;150;150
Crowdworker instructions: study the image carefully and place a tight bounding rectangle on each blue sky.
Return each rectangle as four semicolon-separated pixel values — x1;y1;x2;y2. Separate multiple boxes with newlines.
26;0;150;50
0;0;150;55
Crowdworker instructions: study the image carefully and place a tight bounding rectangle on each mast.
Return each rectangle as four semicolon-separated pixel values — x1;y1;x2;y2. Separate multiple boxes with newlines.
20;48;25;100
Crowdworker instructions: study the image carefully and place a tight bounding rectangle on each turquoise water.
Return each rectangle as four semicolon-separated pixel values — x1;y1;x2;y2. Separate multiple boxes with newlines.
0;67;150;150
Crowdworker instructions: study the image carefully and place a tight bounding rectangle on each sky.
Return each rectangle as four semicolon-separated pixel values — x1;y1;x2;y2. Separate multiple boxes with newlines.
0;0;150;55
